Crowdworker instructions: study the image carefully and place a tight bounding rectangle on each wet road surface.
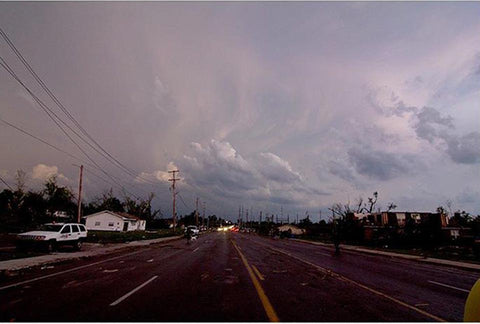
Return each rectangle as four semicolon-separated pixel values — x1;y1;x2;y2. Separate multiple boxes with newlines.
0;232;477;321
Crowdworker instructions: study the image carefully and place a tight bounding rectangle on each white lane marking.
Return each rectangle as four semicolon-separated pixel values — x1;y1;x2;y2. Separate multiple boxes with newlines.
193;247;199;252
110;276;158;306
103;269;118;273
428;280;470;293
0;250;146;291
147;259;154;263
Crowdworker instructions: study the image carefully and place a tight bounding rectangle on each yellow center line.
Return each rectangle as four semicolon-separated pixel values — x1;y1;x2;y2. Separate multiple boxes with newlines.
231;239;279;322
252;264;265;281
263;244;446;322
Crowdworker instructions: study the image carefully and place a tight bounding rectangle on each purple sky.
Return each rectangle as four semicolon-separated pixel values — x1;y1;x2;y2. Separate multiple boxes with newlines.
1;2;479;221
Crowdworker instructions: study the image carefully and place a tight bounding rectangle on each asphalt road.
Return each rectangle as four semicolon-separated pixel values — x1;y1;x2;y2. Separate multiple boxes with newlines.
0;231;478;321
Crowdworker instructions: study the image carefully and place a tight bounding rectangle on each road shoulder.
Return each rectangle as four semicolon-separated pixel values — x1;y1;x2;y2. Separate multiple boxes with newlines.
292;238;480;272
0;235;183;274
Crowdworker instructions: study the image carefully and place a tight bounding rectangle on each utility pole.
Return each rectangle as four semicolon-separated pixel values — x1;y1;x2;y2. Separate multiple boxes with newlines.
195;197;199;227
202;201;206;227
296;213;299;224
241;205;244;228
246;209;249;227
259;211;262;223
77;165;83;223
168;170;180;231
238;206;241;225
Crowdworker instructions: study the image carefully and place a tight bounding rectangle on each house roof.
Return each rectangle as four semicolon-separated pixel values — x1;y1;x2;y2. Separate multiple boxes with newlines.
83;210;141;221
117;212;141;221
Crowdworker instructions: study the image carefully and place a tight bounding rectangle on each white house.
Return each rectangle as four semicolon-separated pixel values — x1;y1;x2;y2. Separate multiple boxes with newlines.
83;210;146;232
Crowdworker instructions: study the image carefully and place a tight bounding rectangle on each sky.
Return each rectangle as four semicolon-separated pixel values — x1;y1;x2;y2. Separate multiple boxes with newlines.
0;2;479;221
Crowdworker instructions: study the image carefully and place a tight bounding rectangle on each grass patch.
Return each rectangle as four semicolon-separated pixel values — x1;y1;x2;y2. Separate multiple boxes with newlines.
86;229;180;244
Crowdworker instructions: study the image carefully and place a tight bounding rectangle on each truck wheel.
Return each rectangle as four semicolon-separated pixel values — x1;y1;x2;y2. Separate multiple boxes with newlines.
47;240;57;253
73;240;82;251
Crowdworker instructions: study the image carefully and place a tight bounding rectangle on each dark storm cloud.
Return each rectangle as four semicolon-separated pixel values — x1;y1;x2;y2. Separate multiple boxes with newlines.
328;160;356;182
176;140;324;207
444;132;480;164
413;106;454;143
347;147;416;181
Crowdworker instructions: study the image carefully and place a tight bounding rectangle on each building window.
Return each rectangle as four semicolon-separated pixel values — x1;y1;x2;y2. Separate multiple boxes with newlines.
108;222;114;227
95;221;101;226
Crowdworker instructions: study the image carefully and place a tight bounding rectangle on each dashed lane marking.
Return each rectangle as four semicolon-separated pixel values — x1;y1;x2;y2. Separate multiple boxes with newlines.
231;240;279;322
0;250;147;291
428;280;470;293
110;275;158;306
193;247;199;252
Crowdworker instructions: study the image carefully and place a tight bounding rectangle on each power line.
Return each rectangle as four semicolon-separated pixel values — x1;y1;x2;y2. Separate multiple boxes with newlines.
0;27;157;185
177;193;191;210
0;176;13;190
0;56;131;190
0;116;141;198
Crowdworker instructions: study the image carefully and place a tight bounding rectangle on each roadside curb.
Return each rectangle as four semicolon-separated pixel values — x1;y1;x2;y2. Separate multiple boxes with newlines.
0;235;183;274
292;238;480;271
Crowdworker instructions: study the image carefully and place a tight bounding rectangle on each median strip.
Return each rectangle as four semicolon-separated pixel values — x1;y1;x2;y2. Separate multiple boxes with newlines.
110;275;158;306
231;240;279;322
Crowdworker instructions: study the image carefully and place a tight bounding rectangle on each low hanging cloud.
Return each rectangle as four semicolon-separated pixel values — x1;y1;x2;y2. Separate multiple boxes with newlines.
170;139;328;207
32;164;67;181
135;162;178;183
253;152;302;183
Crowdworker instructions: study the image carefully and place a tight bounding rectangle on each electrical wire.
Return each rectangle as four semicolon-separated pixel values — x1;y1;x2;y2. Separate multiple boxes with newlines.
0;176;13;190
0;56;131;191
0;115;141;199
177;192;192;211
0;27;157;185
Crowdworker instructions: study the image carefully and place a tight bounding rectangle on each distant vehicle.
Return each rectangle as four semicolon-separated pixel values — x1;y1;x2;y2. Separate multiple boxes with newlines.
16;223;88;252
185;225;199;235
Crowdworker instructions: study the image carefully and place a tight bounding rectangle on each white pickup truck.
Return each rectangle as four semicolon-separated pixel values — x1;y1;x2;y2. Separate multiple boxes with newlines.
16;223;88;252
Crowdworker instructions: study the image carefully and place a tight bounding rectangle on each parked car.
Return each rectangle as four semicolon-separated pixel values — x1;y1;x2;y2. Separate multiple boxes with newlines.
16;223;88;252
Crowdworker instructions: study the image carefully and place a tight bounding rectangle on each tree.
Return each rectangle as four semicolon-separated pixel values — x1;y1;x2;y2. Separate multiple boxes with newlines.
14;169;26;193
98;189;124;212
386;203;397;212
43;176;76;218
298;215;312;228
365;191;378;213
123;192;159;221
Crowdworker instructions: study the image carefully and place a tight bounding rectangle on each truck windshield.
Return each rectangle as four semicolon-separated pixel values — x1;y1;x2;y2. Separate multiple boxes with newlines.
39;224;63;232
